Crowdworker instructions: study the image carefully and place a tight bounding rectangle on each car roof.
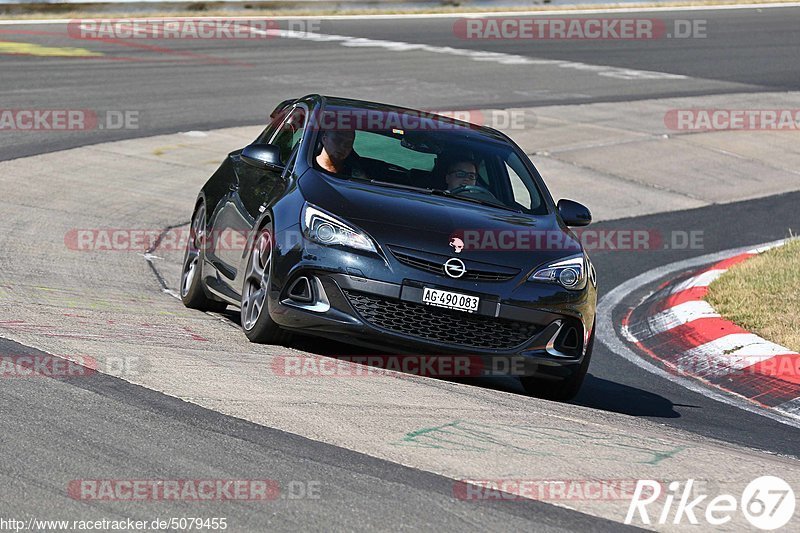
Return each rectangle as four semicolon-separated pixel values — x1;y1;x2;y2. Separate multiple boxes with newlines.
290;94;510;143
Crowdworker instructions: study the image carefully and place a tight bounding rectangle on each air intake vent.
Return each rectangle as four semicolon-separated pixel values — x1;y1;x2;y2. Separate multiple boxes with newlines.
287;276;313;302
560;327;579;350
344;290;539;350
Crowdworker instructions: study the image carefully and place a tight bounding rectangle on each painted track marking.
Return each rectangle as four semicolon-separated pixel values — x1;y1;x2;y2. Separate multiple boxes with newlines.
598;238;800;429
245;27;689;80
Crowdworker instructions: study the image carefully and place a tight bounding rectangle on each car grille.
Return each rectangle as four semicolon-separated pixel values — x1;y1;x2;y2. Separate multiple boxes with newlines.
343;290;540;350
390;249;518;281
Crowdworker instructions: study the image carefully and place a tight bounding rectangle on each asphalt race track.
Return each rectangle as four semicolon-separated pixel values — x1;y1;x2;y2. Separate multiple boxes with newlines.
1;5;799;531
2;6;799;160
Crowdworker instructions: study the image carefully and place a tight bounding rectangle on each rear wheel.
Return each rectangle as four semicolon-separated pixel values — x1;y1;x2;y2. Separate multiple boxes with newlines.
241;227;289;344
180;202;228;312
520;326;594;402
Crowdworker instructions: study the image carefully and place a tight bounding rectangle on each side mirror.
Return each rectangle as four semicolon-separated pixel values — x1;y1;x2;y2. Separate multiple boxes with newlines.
241;144;284;171
557;199;592;227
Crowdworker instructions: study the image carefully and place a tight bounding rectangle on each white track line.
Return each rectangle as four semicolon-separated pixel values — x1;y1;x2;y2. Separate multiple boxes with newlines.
2;2;800;24
777;397;800;416
675;333;794;377
632;299;720;339
247;28;687;80
597;237;800;429
668;268;726;293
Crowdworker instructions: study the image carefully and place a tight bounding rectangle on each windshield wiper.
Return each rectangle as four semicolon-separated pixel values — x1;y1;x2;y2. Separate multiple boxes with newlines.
363;178;436;194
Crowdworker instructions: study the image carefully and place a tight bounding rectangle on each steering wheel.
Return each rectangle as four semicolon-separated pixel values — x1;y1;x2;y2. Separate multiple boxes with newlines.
450;185;495;198
449;184;507;208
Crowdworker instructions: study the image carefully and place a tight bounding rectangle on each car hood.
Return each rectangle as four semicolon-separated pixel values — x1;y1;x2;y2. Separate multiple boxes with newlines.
299;171;582;270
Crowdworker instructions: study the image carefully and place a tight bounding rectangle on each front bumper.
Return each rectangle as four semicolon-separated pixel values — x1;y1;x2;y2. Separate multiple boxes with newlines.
266;225;596;377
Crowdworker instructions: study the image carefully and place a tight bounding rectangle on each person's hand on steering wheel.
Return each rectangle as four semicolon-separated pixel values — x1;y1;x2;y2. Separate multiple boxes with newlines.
449;184;493;196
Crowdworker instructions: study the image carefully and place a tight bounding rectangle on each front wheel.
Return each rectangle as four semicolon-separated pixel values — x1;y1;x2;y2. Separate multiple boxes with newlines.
180;202;228;312
241;227;289;344
520;326;594;402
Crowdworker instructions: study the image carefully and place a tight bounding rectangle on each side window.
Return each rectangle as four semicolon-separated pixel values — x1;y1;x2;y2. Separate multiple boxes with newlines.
504;153;542;212
270;108;306;164
476;159;490;188
255;107;291;144
506;162;531;209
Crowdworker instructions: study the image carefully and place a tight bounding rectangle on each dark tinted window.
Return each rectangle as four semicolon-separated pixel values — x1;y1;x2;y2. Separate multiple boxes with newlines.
311;107;546;214
270;107;306;164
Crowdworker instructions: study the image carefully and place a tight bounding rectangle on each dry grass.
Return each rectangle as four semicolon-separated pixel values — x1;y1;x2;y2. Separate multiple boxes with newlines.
2;0;799;20
706;238;800;353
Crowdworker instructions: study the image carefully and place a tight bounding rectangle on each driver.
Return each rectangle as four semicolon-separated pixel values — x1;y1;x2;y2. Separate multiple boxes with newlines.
444;159;480;191
315;129;367;179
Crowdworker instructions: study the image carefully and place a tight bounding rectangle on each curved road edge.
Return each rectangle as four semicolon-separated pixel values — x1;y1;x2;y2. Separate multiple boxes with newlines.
598;238;800;430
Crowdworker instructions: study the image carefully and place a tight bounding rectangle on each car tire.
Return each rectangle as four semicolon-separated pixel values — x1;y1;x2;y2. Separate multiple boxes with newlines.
241;226;290;344
520;326;594;402
181;202;228;313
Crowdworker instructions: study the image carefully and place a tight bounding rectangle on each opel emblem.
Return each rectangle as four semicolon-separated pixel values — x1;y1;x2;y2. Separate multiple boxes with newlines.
443;258;466;279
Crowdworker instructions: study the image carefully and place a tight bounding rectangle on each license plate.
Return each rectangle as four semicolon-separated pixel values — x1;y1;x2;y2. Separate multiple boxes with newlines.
422;287;480;313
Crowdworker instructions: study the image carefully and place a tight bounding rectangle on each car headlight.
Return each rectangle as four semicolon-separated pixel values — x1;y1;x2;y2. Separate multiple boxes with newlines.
529;254;587;290
301;203;377;253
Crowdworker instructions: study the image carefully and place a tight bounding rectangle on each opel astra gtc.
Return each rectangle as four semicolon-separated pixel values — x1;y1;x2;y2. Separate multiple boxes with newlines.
180;95;597;400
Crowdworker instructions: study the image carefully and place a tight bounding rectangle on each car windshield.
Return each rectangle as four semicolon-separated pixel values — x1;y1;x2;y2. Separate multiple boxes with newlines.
311;107;548;215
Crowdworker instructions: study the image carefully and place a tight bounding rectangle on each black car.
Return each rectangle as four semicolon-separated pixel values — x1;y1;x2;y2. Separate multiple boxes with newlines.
180;95;597;400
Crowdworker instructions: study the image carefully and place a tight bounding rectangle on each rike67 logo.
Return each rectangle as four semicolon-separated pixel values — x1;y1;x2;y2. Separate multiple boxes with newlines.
626;476;795;530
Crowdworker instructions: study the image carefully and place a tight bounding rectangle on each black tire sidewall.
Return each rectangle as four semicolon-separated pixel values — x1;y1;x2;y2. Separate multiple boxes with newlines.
241;224;285;344
181;203;225;311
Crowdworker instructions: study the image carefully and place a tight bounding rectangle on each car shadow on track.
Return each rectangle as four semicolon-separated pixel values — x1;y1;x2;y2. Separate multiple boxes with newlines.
221;309;682;419
573;375;684;418
457;374;683;419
